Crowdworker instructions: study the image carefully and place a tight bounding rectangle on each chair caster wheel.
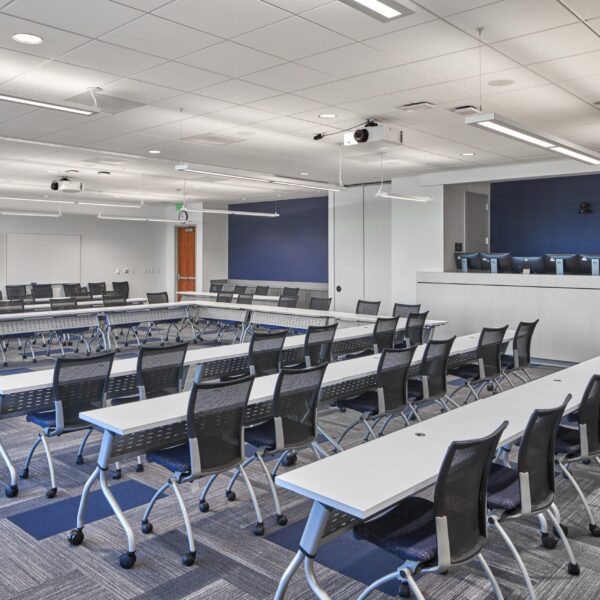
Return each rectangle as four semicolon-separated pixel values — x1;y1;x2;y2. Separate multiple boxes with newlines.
112;469;122;480
277;514;288;526
2;362;7;367
253;522;265;536
541;533;558;549
68;528;84;546
141;521;153;534
399;583;411;598
176;336;182;342
554;524;568;538
182;551;196;566
282;453;297;467
226;491;236;502
19;468;29;480
119;551;136;569
32;359;37;364
136;464;144;473
199;500;209;513
76;455;84;465
589;524;600;537
46;487;57;499
583;458;591;465
568;562;580;576
4;484;18;498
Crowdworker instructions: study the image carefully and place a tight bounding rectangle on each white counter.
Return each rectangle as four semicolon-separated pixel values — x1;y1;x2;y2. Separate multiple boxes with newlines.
416;271;600;362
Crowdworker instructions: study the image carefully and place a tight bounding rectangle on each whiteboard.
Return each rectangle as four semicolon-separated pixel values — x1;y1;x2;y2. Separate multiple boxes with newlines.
6;233;81;284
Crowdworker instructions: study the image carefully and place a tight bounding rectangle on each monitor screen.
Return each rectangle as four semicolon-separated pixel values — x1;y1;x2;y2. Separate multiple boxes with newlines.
511;256;545;274
544;254;579;274
481;253;512;273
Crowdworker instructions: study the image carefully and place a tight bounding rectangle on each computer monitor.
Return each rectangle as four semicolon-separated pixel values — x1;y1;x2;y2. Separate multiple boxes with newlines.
511;256;545;274
579;254;600;276
480;253;512;273
544;254;579;275
454;252;482;272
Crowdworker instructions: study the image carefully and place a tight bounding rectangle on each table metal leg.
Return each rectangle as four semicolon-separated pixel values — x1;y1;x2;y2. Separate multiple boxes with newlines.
0;437;18;497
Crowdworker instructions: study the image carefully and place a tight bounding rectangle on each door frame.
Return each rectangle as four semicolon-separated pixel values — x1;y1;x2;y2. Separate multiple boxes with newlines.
175;224;197;299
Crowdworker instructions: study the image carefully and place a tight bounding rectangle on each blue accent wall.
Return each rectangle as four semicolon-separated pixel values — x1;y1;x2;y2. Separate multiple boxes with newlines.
228;196;328;283
490;174;600;255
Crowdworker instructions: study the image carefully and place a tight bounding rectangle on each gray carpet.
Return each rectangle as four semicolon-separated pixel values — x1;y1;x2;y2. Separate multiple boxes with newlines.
0;330;599;599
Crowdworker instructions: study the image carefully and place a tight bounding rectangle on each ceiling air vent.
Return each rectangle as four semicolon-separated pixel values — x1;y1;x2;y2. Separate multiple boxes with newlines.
453;105;481;115
65;92;143;115
398;101;435;112
183;133;247;146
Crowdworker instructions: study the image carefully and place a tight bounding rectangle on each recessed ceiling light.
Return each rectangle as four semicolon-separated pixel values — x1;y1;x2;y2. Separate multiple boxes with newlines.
148;149;161;154
12;33;43;45
461;152;476;157
488;79;514;87
339;0;413;22
299;171;310;176
48;170;58;174
319;113;337;119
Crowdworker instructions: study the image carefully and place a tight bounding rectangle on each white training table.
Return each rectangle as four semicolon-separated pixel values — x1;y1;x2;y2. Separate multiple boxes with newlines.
180;291;280;305
22;298;146;311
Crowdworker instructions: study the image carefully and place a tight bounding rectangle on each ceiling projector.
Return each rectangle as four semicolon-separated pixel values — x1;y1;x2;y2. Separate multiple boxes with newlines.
343;122;403;148
51;176;83;192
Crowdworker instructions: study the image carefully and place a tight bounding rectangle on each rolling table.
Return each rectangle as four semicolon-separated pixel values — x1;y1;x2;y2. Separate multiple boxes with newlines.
180;291;280;305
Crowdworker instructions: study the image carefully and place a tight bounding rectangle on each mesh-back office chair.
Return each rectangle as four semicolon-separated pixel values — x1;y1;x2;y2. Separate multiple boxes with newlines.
111;342;188;479
210;283;223;293
225;364;328;531
393;303;421;319
145;292;186;343
50;298;76;310
408;336;457;418
47;298;93;357
237;293;254;305
336;346;417;448
278;296;298;308
31;283;53;301
112;281;129;299
216;291;234;303
144;376;265;565
88;282;106;296
354;422;508;600
0;300;25;367
555;376;600;538
301;323;337;367
500;320;538;387
21;353;115;498
233;285;246;294
309;297;332;311
448;326;508;403
103;293;127;307
247;330;287;376
63;283;82;297
282;287;299;298
345;317;399;360
255;285;269;296
396;311;429;348
147;292;168;304
73;292;92;302
488;397;579;600
6;285;26;300
356;300;381;315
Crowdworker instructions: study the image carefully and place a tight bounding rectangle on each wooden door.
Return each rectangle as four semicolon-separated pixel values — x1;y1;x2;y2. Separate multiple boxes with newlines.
177;226;196;300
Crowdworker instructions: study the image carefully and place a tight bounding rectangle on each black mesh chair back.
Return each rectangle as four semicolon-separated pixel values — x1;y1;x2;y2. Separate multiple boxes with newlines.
53;353;115;428
186;376;254;475
477;326;508;378
237;293;254;305
255;285;269;296
356;300;381;315
103;294;126;307
217;291;234;303
31;284;53;301
6;285;26;300
576;376;600;455
248;330;288;376
278;296;298;308
74;292;92;302
405;311;429;345
147;292;169;304
309;297;332;311
420;337;455;398
304;323;338;367
376;346;417;414
136;342;188;399
434;421;507;565
518;397;570;512
233;285;246;294
210;283;223;293
50;298;77;310
373;316;399;353
282;287;299;298
63;283;82;297
112;281;129;299
272;363;328;449
513;320;538;369
0;300;24;314
88;282;106;296
393;303;421;319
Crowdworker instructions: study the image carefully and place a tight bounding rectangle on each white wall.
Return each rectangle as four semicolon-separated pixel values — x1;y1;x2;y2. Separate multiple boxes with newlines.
201;210;228;291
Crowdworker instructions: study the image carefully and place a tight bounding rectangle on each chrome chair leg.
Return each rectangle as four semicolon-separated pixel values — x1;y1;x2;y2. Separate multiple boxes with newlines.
21;434;43;477
39;431;57;498
238;464;265;536
557;461;599;535
76;429;93;464
478;554;504;600
171;479;196;565
142;480;170;530
225;455;255;498
256;452;286;526
546;506;580;575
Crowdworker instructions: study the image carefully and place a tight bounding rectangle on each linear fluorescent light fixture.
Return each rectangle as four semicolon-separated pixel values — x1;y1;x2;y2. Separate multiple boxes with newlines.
375;187;432;203
0;94;95;116
0;195;75;204
466;112;600;165
175;163;340;192
339;0;413;21
78;201;142;209
97;213;182;223
0;209;62;217
184;207;279;218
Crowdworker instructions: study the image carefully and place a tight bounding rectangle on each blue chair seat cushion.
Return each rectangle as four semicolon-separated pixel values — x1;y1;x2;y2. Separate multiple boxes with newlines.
555;427;581;456
26;411;56;428
111;394;140;406
501;354;515;370
147;444;190;473
336;390;379;414
245;420;277;450
447;363;480;381
353;496;437;563
407;379;424;401
487;463;521;511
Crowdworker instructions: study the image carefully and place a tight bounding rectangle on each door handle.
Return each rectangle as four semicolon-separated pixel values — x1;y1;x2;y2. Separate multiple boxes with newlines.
177;275;196;280
336;285;342;292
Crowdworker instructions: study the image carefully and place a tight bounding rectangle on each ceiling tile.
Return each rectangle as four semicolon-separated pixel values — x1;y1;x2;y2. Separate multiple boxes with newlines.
180;41;284;77
447;0;577;43
290;106;363;125
348;64;443;94
562;0;600;19
529;50;600;82
152;92;235;115
298;44;402;77
413;0;503;17
258;115;318;133
0;108;98;138
559;75;600;104
260;0;332;13
110;0;172;10
133;62;226;92
0;101;37;123
101;78;180;103
301;1;436;42
246;94;323;115
60;40;166;77
234;17;352;61
208;105;280;125
242;63;335;92
0;47;45;83
457;67;548;95
296;79;377;104
365;20;478;62
154;0;288;38
199;79;279;104
3;0;142;37
100;14;220;60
